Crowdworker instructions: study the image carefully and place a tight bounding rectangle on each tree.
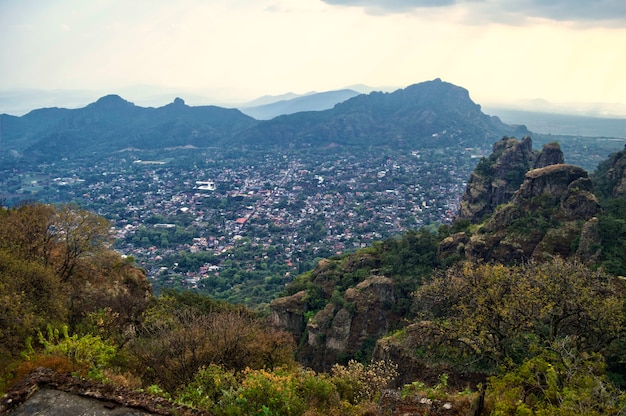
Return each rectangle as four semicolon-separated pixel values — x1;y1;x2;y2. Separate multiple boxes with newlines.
415;259;626;371
0;250;66;358
0;203;56;265
51;203;111;282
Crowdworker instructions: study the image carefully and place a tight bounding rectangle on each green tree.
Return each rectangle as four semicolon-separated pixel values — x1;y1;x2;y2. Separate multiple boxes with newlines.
0;203;56;265
416;259;626;370
488;338;626;415
0;250;66;359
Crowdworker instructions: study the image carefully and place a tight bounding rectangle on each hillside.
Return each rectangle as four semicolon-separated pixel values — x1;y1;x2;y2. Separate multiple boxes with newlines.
2;141;626;415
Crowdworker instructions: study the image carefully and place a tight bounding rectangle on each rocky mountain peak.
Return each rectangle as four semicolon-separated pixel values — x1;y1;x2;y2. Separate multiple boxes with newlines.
534;141;565;168
457;137;570;224
457;136;536;223
88;94;134;111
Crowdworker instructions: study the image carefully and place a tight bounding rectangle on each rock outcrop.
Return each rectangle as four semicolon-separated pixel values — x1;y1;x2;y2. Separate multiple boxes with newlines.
593;145;626;198
457;136;535;223
456;137;567;224
297;275;399;371
1;368;207;415
269;248;400;371
458;164;600;263
268;290;307;339
534;141;565;168
446;137;600;264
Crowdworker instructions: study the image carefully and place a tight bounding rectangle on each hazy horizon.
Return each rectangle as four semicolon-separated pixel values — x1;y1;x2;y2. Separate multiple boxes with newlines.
1;1;624;116
2;82;626;120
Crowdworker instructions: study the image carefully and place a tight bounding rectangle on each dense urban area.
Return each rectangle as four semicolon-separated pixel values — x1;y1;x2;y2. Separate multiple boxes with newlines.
2;145;482;305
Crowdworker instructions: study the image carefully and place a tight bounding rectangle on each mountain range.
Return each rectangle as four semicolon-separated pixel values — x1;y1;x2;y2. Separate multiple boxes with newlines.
239;89;360;120
1;79;528;164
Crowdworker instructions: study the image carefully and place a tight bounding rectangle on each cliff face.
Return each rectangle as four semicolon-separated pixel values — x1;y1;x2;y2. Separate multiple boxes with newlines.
456;137;568;224
593;145;626;198
268;290;307;339
268;239;412;371
457;137;535;223
443;163;601;264
294;275;399;371
444;136;601;264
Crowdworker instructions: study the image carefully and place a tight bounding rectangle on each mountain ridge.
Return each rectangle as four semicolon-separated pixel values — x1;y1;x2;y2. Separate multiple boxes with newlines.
239;89;360;120
1;79;529;163
232;79;528;149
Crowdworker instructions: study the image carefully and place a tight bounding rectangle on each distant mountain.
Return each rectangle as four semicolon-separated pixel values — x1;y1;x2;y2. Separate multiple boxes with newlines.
239;89;360;120
234;78;528;149
241;92;311;107
0;96;258;162
1;79;530;163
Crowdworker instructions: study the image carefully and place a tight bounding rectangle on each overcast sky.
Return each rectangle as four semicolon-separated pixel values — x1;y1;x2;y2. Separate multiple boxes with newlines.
1;0;625;110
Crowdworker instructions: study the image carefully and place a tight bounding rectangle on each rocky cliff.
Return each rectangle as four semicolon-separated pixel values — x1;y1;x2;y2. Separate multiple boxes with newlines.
441;162;601;264
300;275;399;370
456;137;566;224
593;145;626;198
268;241;422;371
457;136;534;223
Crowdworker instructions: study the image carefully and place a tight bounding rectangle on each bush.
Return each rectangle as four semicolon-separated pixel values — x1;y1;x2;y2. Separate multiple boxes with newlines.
23;325;117;380
487;339;626;415
236;367;305;415
176;365;374;415
176;364;238;410
331;359;398;404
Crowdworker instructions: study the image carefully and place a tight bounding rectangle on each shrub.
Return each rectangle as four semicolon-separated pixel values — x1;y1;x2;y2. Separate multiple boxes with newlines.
176;364;238;410
487;339;626;415
23;325;117;380
235;367;305;416
331;359;398;403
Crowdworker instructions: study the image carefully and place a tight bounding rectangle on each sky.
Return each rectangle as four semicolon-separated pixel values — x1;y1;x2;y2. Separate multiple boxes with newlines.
1;0;625;114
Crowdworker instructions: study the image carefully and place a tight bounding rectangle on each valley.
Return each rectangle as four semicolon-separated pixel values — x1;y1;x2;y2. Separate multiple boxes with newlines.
1;145;476;307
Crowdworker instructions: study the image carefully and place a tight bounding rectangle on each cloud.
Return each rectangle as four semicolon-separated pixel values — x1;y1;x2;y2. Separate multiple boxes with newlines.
323;0;456;10
321;0;626;24
518;0;626;22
